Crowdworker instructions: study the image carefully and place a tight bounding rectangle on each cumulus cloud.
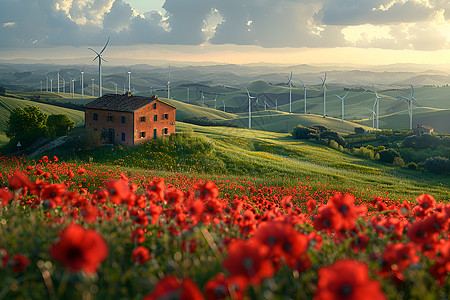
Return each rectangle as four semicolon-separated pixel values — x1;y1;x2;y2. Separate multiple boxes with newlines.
0;0;449;51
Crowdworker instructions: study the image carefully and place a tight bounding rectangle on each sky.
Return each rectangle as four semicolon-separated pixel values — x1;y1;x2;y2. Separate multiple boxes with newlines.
1;0;450;66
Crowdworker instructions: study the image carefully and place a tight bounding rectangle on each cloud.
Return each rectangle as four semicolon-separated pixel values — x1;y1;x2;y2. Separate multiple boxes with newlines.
319;0;436;26
0;0;448;51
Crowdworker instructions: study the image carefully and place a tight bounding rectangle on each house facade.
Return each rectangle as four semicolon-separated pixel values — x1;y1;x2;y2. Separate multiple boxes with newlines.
414;125;434;135
85;93;176;146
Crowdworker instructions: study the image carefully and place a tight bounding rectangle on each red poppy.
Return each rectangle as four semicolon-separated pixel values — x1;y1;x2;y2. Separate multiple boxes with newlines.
204;273;247;300
8;171;32;190
0;188;13;207
306;198;316;213
165;187;184;206
379;242;420;281
132;246;151;265
146;178;165;202
9;254;31;272
131;228;145;243
222;239;274;285
195;180;219;200
314;206;343;234
41;183;66;208
412;194;436;218
144;276;204;300
314;259;386;300
49;224;108;273
106;179;131;205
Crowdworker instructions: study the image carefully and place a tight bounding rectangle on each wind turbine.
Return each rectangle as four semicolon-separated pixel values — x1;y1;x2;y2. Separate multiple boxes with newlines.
201;91;205;107
368;108;376;130
57;69;60;93
285;71;293;113
187;87;190;102
299;80;307;114
372;84;382;130
397;85;420;130
263;99;270;111
214;94;217;109
50;76;53;92
274;96;279;111
46;76;49;92
334;91;349;122
167;66;171;99
89;37;110;97
76;65;85;98
123;65;132;93
246;88;257;129
113;83;118;94
319;73;327;118
223;100;226;112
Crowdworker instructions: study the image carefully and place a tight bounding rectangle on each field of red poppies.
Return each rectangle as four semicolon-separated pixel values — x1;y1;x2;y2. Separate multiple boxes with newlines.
0;155;449;299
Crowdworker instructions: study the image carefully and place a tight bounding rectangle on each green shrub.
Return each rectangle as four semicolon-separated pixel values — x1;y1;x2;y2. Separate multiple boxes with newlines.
291;126;318;140
407;162;418;170
354;127;365;134
67;130;105;152
319;130;347;147
393;156;405;167
401;134;445;149
424;156;450;174
378;149;401;163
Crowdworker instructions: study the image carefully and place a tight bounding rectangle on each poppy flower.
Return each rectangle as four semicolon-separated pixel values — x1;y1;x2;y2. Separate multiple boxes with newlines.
195;180;219;200
8;171;32;191
146;178;165;202
41;183;66;208
0;188;13;207
412;194;436;218
132;246;151;265
49;224;108;273
204;273;247;300
9;254;31;272
222;239;274;285
131;228;145;243
106;179;131;205
314;259;386;300
144;276;204;300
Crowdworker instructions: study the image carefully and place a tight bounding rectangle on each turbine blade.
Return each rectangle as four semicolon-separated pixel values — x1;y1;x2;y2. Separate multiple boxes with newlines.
99;37;110;55
246;88;251;98
88;48;100;56
411;85;414;98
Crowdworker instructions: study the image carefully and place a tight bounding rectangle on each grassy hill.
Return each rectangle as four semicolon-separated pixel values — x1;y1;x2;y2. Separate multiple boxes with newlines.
0;93;85;132
43;122;449;201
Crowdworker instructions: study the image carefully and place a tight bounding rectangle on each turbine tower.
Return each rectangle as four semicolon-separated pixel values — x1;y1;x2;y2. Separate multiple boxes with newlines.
223;100;226;112
372;84;382;130
123;66;132;93
368;108;376;130
214;94;217;109
113;83;118;94
89;37;110;98
397;85;420;130
201;91;205;107
76;65;85;98
246;88;257;129
285;71;293;113
334;91;349;123
319;73;327;118
300;80;307;114
57;69;60;93
187;87;190;102
167;66;171;99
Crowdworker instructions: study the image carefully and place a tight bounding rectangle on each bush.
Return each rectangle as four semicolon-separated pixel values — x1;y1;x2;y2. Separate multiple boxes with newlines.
319;131;347;147
407;162;418;170
6;106;48;146
378;149;401;163
424;156;450;174
393;156;405;167
401;134;444;149
67;130;105;152
182;117;240;128
354;127;365;134
291;126;318;140
47;114;75;137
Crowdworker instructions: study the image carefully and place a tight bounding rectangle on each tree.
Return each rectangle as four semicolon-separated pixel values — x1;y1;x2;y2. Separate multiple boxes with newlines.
291;126;318;140
6;106;48;143
47;114;75;137
378;149;401;163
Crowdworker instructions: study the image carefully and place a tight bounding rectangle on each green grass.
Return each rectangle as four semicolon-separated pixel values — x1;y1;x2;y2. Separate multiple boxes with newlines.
45;122;449;202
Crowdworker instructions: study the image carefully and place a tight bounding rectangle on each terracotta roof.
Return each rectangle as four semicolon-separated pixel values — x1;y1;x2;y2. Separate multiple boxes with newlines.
84;94;176;112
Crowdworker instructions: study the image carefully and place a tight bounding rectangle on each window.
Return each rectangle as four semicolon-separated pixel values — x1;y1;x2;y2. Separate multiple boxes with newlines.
121;132;126;141
140;132;146;138
107;115;113;122
121;116;126;124
140;116;146;122
153;103;157;109
93;113;98;121
162;128;168;135
153;128;157;139
164;113;169;120
153;115;158;122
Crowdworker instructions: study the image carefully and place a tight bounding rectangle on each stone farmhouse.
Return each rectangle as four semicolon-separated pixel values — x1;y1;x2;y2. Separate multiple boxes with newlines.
85;93;176;146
